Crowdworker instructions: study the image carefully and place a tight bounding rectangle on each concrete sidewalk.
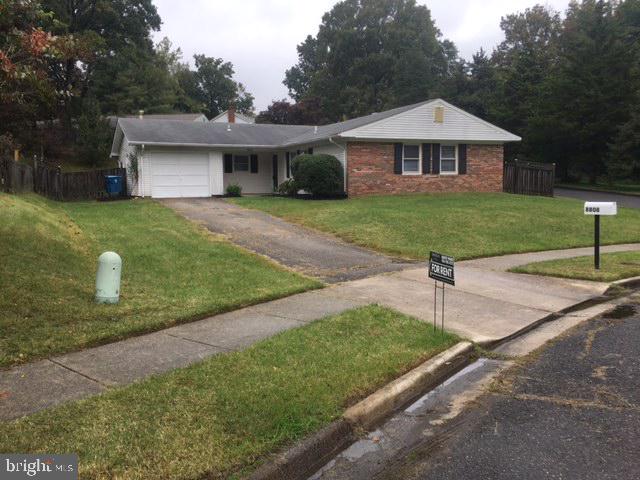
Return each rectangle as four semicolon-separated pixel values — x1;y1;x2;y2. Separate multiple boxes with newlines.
2;244;639;420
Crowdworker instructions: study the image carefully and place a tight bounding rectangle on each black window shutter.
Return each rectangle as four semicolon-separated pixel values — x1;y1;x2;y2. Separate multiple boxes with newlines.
393;143;403;174
286;152;290;178
224;153;233;173
432;143;440;174
458;144;467;174
422;143;431;175
250;154;258;173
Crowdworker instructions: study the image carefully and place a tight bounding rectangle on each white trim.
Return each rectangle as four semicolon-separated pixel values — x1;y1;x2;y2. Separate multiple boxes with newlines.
402;143;422;175
439;144;458;175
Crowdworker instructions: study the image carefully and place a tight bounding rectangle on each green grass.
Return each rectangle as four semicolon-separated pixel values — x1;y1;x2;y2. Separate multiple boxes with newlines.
0;193;320;367
0;306;458;479
231;193;640;260
511;250;640;282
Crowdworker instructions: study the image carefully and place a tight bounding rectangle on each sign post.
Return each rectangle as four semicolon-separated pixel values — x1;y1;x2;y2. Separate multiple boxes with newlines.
584;202;617;270
428;251;455;333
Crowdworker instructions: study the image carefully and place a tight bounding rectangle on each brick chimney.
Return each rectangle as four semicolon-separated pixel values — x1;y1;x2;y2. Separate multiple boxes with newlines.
228;105;236;123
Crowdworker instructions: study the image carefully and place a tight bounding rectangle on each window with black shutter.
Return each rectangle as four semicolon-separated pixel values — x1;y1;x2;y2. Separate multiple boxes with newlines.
224;153;233;173
422;144;431;174
393;143;403;174
458;144;467;174
250;154;258;173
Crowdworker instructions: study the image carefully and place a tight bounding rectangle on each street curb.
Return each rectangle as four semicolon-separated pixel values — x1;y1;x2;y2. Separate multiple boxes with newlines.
249;341;473;480
249;419;355;480
611;275;640;290
343;341;473;430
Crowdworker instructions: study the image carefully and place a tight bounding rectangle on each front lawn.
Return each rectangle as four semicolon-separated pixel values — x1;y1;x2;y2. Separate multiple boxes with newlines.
231;193;640;260
0;194;319;367
0;306;458;479
511;250;640;282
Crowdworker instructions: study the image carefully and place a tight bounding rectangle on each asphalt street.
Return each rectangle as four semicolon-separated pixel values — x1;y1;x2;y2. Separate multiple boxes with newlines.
375;298;640;480
310;295;640;480
555;187;640;209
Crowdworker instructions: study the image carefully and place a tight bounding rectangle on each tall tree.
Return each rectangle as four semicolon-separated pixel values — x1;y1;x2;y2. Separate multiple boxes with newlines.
491;5;563;161
539;0;635;181
186;54;254;119
255;98;327;125
284;0;451;121
41;0;163;118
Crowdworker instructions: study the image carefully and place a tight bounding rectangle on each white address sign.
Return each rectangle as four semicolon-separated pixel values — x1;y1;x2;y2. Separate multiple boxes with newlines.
584;202;617;216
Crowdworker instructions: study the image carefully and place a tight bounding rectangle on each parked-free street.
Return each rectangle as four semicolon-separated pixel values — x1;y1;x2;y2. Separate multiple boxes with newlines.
555;187;640;209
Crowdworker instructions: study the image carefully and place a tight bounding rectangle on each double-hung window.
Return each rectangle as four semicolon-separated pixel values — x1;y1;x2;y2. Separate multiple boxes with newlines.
233;155;249;172
440;145;457;174
402;144;420;174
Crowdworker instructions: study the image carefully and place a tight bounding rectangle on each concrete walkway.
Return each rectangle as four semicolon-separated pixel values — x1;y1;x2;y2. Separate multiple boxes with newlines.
162;198;415;282
2;244;640;420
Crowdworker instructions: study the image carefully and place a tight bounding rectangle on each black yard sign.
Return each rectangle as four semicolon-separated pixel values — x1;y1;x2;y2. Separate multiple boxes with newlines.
428;251;455;286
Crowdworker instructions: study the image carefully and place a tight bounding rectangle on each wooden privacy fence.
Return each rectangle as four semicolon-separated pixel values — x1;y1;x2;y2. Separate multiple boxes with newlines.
503;160;555;197
0;157;34;193
1;156;127;201
34;165;127;201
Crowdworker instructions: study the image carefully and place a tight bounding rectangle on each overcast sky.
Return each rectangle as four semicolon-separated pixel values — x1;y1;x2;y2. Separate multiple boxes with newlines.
152;0;570;111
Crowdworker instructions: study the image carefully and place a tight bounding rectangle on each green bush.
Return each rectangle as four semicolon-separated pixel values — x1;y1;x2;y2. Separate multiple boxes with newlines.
226;183;242;197
290;154;344;196
277;178;299;196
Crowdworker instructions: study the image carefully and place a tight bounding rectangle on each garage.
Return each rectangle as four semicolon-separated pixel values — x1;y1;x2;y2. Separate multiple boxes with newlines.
149;152;210;198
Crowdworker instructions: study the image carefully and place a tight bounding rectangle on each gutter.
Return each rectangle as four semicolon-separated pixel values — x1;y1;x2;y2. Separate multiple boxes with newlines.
127;141;279;149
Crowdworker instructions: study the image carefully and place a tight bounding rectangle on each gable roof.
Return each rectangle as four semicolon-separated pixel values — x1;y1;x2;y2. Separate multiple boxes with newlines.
210;110;256;124
111;99;520;155
115;119;310;150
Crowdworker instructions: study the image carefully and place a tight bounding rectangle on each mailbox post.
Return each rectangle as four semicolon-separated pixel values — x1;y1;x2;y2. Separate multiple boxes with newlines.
584;202;617;270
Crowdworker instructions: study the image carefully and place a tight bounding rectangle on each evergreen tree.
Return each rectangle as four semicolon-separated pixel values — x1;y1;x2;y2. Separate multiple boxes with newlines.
284;0;451;121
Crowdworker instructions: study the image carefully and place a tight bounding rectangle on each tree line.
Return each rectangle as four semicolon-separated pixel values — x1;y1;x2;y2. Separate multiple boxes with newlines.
257;0;640;183
0;0;254;165
1;0;638;182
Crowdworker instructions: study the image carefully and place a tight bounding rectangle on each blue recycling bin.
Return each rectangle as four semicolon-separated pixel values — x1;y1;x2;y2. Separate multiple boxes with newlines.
105;175;123;196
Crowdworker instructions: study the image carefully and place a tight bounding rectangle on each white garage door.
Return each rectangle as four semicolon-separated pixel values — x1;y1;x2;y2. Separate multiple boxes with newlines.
150;152;210;198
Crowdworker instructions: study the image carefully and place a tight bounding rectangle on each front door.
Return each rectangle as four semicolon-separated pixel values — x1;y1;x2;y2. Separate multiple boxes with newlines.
272;154;278;190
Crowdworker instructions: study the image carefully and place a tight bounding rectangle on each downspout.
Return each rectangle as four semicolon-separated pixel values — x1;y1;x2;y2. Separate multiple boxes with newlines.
329;136;347;194
140;144;145;197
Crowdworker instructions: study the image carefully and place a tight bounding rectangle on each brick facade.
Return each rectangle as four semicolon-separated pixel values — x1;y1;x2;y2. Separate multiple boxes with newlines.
347;142;504;196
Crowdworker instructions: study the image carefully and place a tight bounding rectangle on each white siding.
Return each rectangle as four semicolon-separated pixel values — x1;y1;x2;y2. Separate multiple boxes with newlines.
223;152;274;194
209;151;224;195
211;111;254;124
340;100;520;142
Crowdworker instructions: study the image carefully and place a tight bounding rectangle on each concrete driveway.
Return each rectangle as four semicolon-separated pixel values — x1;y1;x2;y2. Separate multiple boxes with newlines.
162;198;414;283
555;187;640;209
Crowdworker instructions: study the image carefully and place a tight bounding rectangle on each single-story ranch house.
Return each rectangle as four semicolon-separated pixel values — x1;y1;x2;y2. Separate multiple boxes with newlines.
110;99;520;198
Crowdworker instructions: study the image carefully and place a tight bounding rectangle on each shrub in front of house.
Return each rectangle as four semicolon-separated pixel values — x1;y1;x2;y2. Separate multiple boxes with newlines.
226;183;242;197
277;178;299;196
290;153;344;197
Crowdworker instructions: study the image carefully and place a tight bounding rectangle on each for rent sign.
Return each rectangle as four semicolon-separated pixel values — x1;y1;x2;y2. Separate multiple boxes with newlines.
428;251;455;286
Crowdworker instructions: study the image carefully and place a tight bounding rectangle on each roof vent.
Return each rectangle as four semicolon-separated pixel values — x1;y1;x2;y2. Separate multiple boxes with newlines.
434;106;444;123
314;126;318;134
